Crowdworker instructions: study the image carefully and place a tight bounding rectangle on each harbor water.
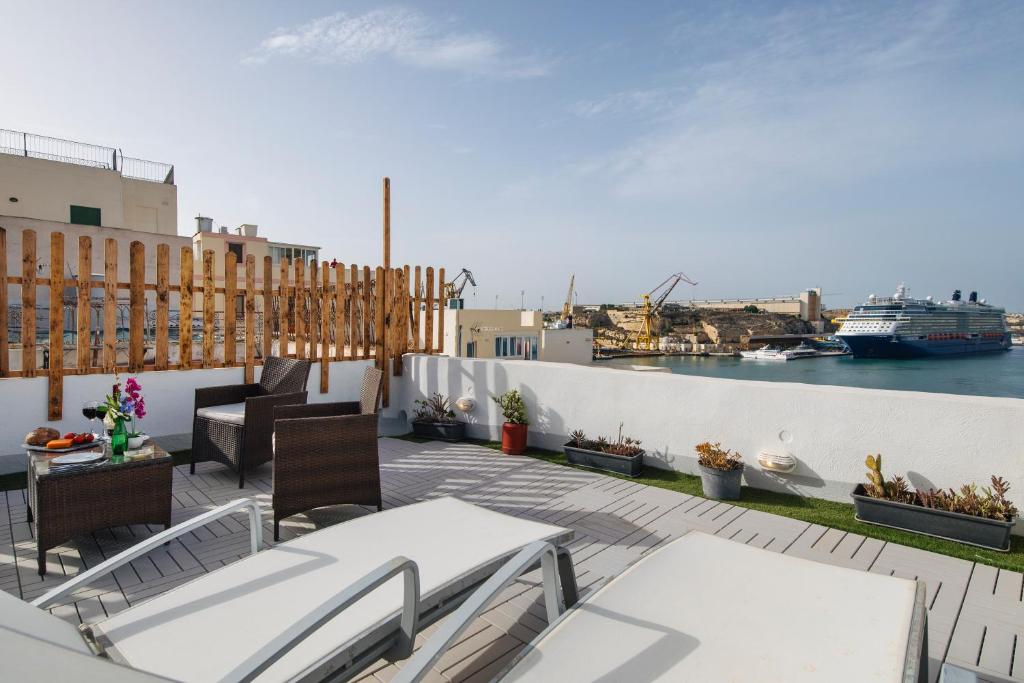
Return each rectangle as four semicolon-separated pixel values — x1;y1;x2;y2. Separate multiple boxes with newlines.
605;346;1024;399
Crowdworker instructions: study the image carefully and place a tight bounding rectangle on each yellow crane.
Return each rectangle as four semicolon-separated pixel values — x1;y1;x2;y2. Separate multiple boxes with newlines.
561;274;575;326
634;272;698;351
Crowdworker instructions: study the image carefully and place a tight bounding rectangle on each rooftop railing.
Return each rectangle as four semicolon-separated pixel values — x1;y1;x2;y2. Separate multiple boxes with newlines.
0;128;174;184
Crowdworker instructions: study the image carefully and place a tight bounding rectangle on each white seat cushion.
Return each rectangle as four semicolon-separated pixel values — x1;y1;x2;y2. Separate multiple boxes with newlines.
505;532;919;683
195;402;246;425
93;497;571;683
0;588;91;654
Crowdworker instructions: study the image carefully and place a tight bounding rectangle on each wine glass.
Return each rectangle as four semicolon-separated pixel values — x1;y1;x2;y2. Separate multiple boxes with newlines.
82;401;100;436
95;403;109;441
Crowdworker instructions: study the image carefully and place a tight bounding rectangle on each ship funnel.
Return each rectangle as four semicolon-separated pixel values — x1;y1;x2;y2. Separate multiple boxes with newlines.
969;291;978;303
951;289;962;301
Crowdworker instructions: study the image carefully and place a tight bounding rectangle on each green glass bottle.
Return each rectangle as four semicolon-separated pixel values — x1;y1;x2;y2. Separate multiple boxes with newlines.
111;418;127;461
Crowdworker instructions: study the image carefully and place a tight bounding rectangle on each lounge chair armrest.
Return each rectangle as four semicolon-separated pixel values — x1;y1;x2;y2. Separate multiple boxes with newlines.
31;499;264;610
195;383;260;410
274;401;361;421
391;541;566;683
223;556;421;683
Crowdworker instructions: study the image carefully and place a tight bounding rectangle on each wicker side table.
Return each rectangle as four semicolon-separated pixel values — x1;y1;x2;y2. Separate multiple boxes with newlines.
27;440;173;576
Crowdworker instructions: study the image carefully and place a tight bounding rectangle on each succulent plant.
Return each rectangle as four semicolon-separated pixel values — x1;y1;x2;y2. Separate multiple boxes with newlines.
695;441;743;471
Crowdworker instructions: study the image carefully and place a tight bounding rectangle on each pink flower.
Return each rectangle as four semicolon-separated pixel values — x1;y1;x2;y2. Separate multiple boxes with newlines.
134;398;146;419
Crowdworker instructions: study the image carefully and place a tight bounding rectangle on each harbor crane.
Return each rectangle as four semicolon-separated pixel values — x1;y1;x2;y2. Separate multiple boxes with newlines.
634;271;698;351
444;268;476;310
561;274;575;327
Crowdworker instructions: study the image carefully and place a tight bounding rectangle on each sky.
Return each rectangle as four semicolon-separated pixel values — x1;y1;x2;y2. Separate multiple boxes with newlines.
2;0;1023;310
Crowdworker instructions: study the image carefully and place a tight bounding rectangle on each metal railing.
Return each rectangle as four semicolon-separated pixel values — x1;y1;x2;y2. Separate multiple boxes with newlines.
0;128;174;184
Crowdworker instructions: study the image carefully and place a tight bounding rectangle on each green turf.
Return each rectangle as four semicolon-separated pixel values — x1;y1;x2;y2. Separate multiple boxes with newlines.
394;434;1024;572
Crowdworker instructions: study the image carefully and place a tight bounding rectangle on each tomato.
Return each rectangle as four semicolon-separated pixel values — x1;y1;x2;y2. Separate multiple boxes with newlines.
72;433;88;444
63;432;76;440
84;433;95;443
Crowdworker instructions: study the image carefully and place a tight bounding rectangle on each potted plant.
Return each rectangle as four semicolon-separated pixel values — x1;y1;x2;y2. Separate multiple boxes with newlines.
695;441;744;500
492;389;528;455
103;376;148;456
851;454;1016;551
564;424;644;477
411;393;465;442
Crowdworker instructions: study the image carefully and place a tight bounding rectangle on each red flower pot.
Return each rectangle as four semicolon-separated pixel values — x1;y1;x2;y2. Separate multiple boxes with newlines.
501;423;528;455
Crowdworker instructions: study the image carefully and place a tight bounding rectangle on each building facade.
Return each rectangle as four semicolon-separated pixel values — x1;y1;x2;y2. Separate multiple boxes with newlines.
439;308;592;364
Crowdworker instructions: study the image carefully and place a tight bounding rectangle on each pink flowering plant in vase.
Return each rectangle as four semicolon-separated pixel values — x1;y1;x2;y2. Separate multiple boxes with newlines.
103;375;147;441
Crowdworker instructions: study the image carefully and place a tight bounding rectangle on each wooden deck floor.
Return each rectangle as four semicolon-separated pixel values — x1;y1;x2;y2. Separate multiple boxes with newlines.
2;438;1021;682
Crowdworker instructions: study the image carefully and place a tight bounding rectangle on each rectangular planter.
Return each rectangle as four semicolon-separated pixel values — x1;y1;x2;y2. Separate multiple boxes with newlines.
412;421;466;442
851;485;1014;552
564;443;644;477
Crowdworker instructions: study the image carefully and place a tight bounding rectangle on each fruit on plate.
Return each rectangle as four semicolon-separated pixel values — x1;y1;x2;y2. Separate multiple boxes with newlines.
45;438;74;450
63;432;76;440
72;433;94;444
25;427;60;446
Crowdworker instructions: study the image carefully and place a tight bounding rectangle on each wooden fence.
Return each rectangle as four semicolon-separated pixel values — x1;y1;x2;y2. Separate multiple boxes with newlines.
0;228;446;419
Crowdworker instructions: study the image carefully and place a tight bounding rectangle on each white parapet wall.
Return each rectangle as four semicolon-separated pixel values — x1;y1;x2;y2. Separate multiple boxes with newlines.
0;360;375;456
393;354;1024;510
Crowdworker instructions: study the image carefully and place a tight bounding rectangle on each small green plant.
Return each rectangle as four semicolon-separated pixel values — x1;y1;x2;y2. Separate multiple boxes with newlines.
568;423;643;456
695;441;743;471
413;393;458;424
492;389;528;425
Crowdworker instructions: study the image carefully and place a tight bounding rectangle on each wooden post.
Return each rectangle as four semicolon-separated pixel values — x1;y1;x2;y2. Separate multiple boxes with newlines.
278;258;289;357
334;261;345;361
383;177;391;271
424;267;434;354
348;264;358;361
103;239;116;372
262;256;273;360
320;262;330;392
0;228;7;377
412;265;421;352
294;259;305;359
223;250;237;366
437;266;446;355
48;232;63;419
362;265;372;359
76;236;92;371
245;255;256;383
129;241;145;373
202;250;214;368
21;229;36;377
179;247;193;369
155;243;169;370
308;260;318;362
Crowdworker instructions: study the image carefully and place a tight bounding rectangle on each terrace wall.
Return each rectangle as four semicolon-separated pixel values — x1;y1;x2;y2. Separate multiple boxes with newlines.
395;355;1024;513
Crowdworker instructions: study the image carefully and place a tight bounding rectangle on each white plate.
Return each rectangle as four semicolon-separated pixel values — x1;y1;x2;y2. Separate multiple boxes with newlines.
23;439;100;454
50;451;105;466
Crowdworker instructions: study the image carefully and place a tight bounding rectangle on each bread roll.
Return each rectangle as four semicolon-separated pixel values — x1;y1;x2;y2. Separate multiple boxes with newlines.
26;427;60;446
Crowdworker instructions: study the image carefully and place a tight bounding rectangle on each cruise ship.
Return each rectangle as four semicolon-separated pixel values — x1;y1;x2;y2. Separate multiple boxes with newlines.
836;284;1011;358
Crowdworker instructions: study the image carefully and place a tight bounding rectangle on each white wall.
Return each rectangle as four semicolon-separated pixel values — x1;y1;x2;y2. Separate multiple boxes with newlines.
0;360;374;455
392;355;1024;508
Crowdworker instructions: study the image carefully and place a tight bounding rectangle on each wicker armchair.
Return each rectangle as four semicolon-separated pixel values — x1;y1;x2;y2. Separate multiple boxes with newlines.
271;366;384;541
191;357;312;488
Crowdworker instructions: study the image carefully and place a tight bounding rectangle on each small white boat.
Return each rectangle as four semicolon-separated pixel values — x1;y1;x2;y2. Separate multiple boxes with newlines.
740;345;788;361
784;342;818;359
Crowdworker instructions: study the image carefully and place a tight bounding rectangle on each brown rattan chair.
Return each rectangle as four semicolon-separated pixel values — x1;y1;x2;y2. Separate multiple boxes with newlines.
191;356;312;488
271;366;384;541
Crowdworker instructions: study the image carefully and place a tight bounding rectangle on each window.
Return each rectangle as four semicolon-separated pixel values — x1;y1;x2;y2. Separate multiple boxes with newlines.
70;205;101;226
227;243;244;262
494;335;539;360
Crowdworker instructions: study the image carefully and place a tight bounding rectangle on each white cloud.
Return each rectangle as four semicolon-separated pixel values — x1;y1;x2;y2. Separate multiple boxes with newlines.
243;7;548;78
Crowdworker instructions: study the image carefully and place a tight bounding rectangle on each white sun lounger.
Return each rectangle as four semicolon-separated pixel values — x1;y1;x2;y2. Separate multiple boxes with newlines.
397;531;930;683
1;497;576;683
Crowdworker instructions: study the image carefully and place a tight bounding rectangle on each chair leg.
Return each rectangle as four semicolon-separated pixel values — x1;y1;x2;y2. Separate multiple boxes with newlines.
189;460;195;475
38;550;46;577
556;546;579;608
274;519;280;542
238;468;245;489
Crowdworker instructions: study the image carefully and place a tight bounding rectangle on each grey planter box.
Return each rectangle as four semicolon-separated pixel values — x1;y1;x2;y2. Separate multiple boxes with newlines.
412;421;466;442
699;465;743;500
564;443;644;477
851;485;1014;552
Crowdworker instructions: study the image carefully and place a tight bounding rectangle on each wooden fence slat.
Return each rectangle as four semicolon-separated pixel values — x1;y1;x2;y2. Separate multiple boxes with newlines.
308;260;318;363
320;262;330;392
375;266;386;405
48;232;63;419
202;250;215;368
295;259;305;359
0;228;7;377
179;247;193;370
262;256;272;360
424;267;434;354
348;264;357;361
224;251;237;366
129;242;145;372
155;244;169;370
245;255;256;384
437;266;446;355
412;265;421;352
22;229;36;378
402;264;410;357
76;236;92;371
103;239;116;372
392;268;404;376
279;259;289;357
334;262;345;361
362;266;372;359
